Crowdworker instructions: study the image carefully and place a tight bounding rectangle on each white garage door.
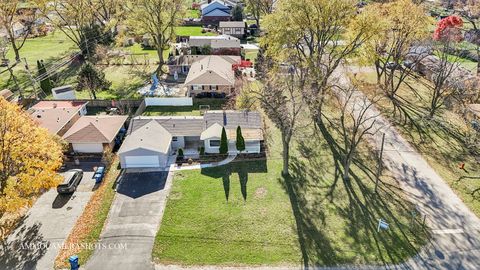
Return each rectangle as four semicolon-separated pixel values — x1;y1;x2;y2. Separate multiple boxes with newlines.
124;156;160;168
73;143;104;153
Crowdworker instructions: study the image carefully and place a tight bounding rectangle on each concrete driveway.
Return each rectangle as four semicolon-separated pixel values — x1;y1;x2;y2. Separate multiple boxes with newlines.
0;163;100;270
85;170;174;270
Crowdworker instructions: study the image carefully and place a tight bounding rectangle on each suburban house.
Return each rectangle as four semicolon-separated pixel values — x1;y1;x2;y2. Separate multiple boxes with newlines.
201;1;232;24
118;111;263;168
199;0;241;8
188;35;241;55
218;21;246;38
168;54;240;76
29;101;88;136
0;89;14;101
184;55;240;97
62;115;128;153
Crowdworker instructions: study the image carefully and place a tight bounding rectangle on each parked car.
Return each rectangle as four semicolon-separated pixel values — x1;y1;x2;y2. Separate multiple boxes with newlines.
212;92;226;98
195;92;213;98
57;169;83;194
92;166;105;184
386;62;403;70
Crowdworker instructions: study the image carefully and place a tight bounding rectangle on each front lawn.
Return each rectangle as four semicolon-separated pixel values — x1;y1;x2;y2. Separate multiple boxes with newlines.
153;106;428;266
153;159;302;266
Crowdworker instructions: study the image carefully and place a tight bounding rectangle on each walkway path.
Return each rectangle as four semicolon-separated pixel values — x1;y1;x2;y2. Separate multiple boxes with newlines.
169;154;237;171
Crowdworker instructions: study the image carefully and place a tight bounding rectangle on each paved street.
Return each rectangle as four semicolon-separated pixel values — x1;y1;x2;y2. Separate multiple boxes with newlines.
0;164;98;270
336;66;480;269
85;170;174;270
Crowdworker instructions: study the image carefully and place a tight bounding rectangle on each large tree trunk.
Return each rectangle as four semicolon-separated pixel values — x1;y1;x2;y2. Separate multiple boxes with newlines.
6;30;21;62
281;134;290;176
343;157;351;182
477;46;480;76
91;89;97;99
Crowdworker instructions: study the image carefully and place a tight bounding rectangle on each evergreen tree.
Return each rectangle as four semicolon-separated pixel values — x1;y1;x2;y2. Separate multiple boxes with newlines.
37;60;53;94
219;127;228;154
76;62;111;99
231;5;244;21
236;126;245;152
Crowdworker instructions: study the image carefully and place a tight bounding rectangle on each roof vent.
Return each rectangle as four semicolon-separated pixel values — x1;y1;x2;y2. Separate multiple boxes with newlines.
53;103;57;108
36;115;41;118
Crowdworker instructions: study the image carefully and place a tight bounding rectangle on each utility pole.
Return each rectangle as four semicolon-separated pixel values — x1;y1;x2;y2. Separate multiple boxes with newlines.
23;58;38;99
375;133;386;194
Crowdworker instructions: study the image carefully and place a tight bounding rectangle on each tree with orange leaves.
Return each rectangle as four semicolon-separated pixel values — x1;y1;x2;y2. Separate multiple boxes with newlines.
0;97;63;218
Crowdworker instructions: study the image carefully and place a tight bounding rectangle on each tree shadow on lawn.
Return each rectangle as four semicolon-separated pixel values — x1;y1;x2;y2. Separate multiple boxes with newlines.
280;129;428;268
201;159;267;202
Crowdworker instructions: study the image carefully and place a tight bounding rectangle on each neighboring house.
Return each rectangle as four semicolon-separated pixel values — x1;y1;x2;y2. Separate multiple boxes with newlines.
29;101;88;136
167;55;208;76
168;54;239;76
52;85;76;100
199;0;241;8
118;110;263;168
188;35;241;55
201;0;232;24
218;21;246;38
62;115;128;153
12;22;27;38
184;55;240;97
0;89;14;101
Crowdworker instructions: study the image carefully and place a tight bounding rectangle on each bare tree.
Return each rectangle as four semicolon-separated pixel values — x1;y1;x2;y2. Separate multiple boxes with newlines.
427;42;462;117
335;86;381;181
127;0;185;76
245;0;276;29
258;61;305;176
263;0;377;132
0;1;36;62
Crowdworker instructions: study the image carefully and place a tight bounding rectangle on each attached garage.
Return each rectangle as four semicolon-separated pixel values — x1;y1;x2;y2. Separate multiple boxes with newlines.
72;143;104;153
118;120;172;169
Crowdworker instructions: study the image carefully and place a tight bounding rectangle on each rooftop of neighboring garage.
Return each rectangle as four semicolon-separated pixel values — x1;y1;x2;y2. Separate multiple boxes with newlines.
63;115;128;144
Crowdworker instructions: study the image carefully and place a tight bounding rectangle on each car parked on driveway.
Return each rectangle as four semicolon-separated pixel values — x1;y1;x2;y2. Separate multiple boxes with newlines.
57;169;84;194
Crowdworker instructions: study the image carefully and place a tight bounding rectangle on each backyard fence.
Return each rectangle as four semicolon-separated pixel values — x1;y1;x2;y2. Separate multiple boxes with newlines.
144;97;193;107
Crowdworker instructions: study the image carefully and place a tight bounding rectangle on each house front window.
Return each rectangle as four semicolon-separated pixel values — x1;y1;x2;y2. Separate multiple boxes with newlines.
172;136;178;142
192;85;202;91
209;140;220;147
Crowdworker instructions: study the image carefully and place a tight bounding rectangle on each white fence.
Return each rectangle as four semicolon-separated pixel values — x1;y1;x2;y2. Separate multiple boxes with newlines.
145;97;193;106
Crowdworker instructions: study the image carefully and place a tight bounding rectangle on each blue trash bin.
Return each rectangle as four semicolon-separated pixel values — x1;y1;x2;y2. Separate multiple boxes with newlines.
69;255;79;270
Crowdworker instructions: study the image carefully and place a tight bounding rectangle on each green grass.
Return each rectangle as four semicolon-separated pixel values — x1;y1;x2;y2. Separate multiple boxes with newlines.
142;99;228;116
153;103;428;266
175;26;217;36
356;70;480;218
0;31;76;96
186;9;201;19
0;32;154;100
154;159;302;266
245;51;259;63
